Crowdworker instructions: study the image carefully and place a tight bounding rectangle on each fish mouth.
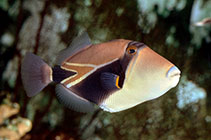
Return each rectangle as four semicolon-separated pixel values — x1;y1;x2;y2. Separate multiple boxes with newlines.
166;66;181;78
166;66;181;88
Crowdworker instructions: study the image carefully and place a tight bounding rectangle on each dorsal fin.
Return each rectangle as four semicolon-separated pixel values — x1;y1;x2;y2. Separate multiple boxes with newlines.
56;32;92;65
55;84;95;113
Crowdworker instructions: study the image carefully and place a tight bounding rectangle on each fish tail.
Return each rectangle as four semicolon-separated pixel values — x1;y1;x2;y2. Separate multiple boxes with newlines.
21;52;53;97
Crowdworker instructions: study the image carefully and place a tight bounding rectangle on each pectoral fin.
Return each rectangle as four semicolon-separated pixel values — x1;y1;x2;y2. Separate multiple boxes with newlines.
55;84;95;113
100;72;121;91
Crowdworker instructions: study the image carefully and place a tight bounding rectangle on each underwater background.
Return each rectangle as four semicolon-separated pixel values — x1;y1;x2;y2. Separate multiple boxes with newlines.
0;0;210;139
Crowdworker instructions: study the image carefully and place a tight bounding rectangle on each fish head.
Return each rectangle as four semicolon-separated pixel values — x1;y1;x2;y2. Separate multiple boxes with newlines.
101;41;181;112
125;44;181;100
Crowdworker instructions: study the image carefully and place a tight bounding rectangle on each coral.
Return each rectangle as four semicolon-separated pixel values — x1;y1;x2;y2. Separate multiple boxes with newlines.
0;95;32;140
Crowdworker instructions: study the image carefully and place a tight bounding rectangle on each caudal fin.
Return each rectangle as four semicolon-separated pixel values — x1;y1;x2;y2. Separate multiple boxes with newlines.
21;52;52;97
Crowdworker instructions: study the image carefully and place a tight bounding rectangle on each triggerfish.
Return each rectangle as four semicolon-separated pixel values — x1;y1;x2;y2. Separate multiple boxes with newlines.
21;32;181;113
194;17;211;26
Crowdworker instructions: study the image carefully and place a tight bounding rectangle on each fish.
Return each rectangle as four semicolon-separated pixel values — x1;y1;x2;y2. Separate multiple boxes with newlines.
193;17;211;26
21;32;181;113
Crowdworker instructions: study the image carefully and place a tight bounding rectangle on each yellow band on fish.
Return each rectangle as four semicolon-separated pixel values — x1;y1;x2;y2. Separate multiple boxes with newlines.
116;76;120;89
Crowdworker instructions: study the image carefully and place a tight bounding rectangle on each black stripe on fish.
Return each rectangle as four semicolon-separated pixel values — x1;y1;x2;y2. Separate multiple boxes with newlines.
52;65;77;83
70;59;125;105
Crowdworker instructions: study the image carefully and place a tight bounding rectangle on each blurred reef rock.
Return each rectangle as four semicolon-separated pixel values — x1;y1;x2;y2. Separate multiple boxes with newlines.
0;93;32;140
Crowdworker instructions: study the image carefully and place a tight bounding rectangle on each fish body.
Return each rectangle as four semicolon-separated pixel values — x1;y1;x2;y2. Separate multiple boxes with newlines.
194;17;211;26
21;32;181;113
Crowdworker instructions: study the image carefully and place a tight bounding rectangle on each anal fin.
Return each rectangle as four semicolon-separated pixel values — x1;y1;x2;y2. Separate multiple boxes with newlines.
55;84;95;113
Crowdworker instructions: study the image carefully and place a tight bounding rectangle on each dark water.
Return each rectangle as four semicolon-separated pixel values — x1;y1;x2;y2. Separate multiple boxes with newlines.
0;0;210;139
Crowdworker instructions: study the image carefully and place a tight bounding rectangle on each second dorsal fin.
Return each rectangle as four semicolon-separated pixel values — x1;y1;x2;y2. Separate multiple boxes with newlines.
56;32;92;65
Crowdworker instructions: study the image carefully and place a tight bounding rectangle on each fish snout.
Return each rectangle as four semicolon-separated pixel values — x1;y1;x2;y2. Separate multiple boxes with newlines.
166;66;181;88
166;66;181;78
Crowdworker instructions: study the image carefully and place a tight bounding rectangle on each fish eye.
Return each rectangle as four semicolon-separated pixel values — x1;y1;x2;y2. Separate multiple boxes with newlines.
126;45;137;55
